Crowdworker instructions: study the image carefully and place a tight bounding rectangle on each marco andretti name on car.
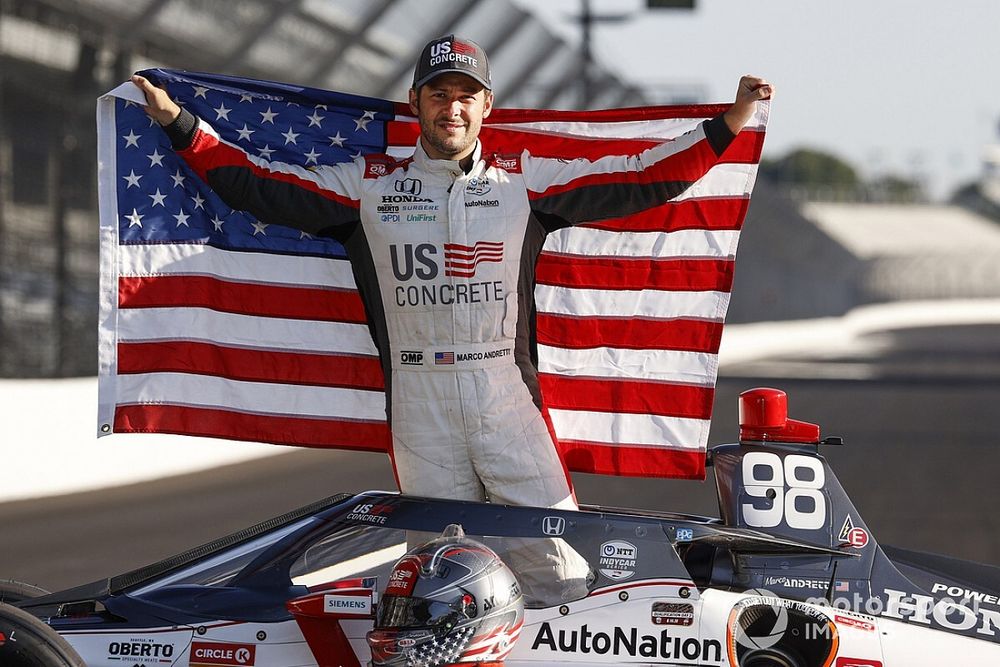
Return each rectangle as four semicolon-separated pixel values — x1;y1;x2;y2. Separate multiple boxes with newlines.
531;622;722;663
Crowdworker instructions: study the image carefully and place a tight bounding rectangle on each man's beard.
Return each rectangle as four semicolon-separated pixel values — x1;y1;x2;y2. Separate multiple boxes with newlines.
419;114;480;159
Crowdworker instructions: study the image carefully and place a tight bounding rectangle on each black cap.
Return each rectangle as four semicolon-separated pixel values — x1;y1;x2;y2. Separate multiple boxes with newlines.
412;35;491;90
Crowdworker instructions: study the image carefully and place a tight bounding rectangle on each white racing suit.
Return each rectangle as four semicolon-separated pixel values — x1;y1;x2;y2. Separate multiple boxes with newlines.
166;109;734;602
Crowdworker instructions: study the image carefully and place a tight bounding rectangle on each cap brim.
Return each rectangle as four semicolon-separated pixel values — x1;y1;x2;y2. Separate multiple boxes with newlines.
413;69;491;91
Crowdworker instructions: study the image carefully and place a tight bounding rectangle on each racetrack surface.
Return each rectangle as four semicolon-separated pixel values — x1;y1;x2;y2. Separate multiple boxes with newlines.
2;324;999;592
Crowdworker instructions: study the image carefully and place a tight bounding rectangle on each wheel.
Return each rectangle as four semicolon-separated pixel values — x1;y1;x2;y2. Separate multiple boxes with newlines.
0;602;86;666
0;580;50;604
741;646;804;667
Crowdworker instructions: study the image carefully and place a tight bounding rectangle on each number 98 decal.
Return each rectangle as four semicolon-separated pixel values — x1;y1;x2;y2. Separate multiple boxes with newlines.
741;453;827;530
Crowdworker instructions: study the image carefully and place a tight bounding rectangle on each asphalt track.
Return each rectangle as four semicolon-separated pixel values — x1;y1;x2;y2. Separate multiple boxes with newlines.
2;324;999;593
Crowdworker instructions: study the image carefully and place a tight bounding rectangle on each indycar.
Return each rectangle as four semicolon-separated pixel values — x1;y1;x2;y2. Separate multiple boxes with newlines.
4;387;1000;666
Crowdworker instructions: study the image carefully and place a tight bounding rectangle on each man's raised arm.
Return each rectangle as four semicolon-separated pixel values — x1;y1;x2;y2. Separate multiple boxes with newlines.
723;75;774;135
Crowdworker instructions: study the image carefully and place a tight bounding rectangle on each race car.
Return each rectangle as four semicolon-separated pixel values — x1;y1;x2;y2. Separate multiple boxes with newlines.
4;387;1000;666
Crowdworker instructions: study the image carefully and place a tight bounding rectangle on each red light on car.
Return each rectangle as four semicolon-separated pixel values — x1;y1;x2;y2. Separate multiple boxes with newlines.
739;388;821;444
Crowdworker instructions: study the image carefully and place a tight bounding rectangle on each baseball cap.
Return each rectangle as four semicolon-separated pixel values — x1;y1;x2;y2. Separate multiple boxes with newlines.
412;35;491;90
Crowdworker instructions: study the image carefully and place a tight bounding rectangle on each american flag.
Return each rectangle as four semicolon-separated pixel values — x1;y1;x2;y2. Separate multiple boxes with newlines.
444;241;504;278
97;68;768;480
434;351;456;366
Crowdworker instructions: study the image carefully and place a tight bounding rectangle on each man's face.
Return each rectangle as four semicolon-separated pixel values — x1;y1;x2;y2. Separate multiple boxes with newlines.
409;73;493;161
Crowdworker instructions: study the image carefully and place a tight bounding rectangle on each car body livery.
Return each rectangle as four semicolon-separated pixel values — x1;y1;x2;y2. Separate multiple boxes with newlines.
7;388;1000;666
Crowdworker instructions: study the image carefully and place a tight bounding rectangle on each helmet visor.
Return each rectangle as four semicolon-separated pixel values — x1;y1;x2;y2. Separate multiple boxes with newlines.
376;594;467;630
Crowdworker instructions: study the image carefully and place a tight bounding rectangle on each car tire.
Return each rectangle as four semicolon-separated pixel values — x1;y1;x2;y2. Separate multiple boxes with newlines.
741;646;804;667
0;602;86;666
0;580;50;604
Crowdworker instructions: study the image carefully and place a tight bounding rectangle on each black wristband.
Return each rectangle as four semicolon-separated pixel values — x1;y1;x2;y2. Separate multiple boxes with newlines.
163;107;198;150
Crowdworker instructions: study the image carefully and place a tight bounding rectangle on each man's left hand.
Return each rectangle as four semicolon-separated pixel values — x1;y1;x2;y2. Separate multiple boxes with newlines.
723;75;773;135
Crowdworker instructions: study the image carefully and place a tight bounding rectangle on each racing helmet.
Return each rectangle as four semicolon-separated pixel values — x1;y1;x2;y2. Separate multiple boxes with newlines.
367;525;524;666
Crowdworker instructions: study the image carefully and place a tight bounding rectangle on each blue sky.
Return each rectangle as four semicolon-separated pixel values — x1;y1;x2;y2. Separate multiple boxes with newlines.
513;0;1000;200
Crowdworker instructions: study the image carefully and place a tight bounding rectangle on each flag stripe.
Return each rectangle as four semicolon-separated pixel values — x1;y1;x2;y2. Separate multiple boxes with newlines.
114;404;390;451
579;196;749;233
535;285;730;320
536;255;734;292
547;408;708;449
115;372;386;420
535;313;723;352
670;162;759;200
528;140;719;199
119;243;358;289
117;307;377;355
560;441;706;479
538;345;718;385
118;340;384;390
540;228;741;259
119;275;368;323
539;374;714;418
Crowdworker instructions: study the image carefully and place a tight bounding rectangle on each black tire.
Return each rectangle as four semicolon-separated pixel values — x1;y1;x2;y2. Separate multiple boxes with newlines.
0;602;86;666
0;580;50;604
741;646;804;667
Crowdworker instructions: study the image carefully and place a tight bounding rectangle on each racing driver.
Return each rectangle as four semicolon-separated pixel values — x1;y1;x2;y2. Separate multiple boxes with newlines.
132;35;771;529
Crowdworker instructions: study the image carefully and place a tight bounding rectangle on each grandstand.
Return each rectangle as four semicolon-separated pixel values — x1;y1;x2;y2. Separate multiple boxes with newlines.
0;0;647;377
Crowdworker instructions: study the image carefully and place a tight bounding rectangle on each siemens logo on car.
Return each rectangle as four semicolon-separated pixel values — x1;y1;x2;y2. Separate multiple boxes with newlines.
531;622;721;663
325;594;371;615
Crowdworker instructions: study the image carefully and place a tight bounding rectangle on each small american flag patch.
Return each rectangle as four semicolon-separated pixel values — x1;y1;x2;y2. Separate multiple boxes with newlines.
435;351;455;365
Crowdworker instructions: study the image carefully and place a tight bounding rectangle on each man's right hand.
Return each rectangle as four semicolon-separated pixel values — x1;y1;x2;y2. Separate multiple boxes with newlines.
132;74;181;127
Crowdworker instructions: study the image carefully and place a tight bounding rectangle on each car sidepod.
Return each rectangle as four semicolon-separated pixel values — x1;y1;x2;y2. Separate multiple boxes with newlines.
59;620;319;667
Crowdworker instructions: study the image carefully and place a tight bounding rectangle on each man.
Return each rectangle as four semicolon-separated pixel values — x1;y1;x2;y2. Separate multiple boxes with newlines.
133;34;771;516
